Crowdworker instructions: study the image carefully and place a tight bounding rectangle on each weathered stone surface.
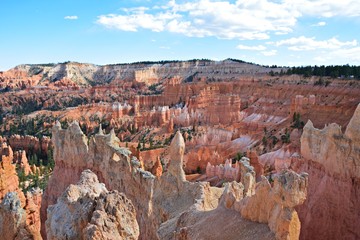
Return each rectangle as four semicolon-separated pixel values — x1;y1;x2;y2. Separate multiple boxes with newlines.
293;103;360;240
13;150;32;175
24;188;42;239
167;131;186;182
234;170;308;240
0;143;25;204
0;192;33;240
151;157;163;177
42;122;308;240
46;169;139;240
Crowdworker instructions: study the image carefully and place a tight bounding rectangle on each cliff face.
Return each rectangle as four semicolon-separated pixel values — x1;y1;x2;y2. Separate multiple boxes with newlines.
1;60;283;89
292;104;360;240
9;135;51;156
42;122;307;240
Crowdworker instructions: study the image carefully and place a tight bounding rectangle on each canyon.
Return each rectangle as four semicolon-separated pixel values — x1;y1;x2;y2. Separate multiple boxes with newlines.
0;59;359;239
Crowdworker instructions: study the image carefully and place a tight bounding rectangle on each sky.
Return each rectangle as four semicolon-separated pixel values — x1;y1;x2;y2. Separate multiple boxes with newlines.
1;0;360;70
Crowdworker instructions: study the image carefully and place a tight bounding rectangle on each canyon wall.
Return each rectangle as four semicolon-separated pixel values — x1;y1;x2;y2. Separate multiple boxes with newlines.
292;104;360;240
1;60;283;89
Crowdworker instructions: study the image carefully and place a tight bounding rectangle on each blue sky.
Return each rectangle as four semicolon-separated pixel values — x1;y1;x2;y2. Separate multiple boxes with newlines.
1;0;360;70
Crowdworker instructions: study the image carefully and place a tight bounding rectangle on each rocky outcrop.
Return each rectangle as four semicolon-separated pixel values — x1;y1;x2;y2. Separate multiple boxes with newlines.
0;192;34;240
0;142;42;239
1;60;283;89
41;123;201;239
293;103;360;240
151;157;163;177
42;122;308;240
24;189;42;239
167;131;186;183
46;169;139;240
206;159;240;183
233;170;308;240
9;135;51;156
0;143;25;203
238;157;256;196
13;150;32;175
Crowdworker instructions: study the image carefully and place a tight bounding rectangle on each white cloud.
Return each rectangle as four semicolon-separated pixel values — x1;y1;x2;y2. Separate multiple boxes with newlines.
96;0;360;40
272;36;357;51
237;44;267;51
311;21;326;27
330;47;360;62
64;16;78;20
262;50;277;56
97;0;299;40
311;47;360;64
284;0;360;18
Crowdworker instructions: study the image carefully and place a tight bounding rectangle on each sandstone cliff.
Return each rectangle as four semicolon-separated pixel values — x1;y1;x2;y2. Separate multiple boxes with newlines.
0;192;32;240
292;103;360;240
1;60;283;89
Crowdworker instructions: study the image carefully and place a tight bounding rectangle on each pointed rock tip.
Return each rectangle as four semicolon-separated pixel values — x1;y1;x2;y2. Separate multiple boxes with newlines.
69;120;84;134
304;119;314;128
344;103;360;140
170;131;185;148
110;128;116;137
98;124;104;135
106;128;119;143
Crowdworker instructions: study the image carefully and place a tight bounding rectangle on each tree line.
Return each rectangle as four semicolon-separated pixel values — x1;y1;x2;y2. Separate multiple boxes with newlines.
283;64;360;79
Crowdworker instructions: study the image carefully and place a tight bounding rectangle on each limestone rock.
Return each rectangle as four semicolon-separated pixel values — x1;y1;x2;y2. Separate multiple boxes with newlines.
24;188;42;239
13;150;32;175
46;169;139;240
239;157;256;196
43;122;307;240
167;131;186;182
83;191;139;240
151;157;163;177
294;103;360;240
235;170;308;240
0;143;25;205
0;192;32;240
345;103;360;142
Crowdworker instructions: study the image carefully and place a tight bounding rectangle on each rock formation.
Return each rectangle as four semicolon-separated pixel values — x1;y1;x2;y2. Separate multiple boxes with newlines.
1;60;283;89
13;150;32;175
46;169;139;240
41;122;308;240
9;135;51;156
151;157;163;177
0;192;33;240
24;188;42;239
292;103;360;240
0;141;42;239
233;170;308;240
0;143;25;203
167;131;186;182
206;159;240;183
